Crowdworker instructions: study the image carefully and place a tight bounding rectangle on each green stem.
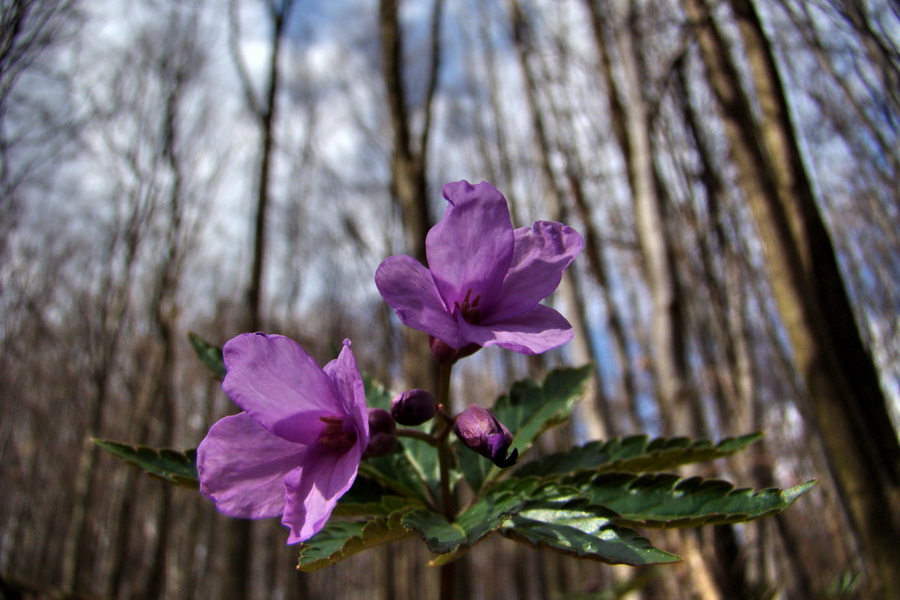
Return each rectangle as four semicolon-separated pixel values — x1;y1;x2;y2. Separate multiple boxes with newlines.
437;364;452;412
436;363;456;600
436;364;455;520
395;428;438;446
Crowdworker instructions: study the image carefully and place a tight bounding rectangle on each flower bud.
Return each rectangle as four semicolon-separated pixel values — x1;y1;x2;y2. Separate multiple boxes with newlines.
363;409;398;459
367;408;396;436
363;432;398;459
391;389;437;426
453;405;518;468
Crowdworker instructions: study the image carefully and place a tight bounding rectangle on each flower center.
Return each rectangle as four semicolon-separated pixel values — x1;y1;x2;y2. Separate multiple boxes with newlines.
317;415;358;452
454;288;482;324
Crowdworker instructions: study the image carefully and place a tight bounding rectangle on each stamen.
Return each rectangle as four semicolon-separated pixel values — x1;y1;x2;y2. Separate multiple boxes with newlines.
454;288;483;324
317;415;357;451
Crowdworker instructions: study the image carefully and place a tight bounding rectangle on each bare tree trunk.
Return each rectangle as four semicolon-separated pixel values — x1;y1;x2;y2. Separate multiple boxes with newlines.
378;0;443;391
235;0;296;332
566;173;642;432
683;0;900;595
612;3;697;435
62;180;151;594
506;0;607;440
227;1;297;597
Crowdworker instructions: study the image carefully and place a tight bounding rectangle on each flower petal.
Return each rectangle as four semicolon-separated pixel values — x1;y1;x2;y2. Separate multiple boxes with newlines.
489;222;583;321
281;445;362;543
222;333;339;443
323;340;370;441
426;181;514;311
375;255;468;348
457;304;574;354
197;413;306;519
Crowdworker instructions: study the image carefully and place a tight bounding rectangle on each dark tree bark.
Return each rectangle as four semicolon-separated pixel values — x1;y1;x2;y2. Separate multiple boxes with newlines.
682;0;900;595
227;1;298;598
378;0;443;391
506;0;608;439
583;0;703;437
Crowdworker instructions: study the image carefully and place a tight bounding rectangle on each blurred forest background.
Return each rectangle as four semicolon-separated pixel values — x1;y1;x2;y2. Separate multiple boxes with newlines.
1;0;898;598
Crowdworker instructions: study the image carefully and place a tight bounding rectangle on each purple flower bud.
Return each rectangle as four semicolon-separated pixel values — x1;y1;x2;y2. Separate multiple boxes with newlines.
368;408;396;436
453;405;518;468
391;389;437;426
363;431;399;459
363;409;398;458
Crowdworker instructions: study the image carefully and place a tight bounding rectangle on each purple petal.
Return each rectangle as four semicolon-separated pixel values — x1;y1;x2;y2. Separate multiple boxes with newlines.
490;222;583;321
486;433;511;461
281;445;362;544
197;413;306;519
222;333;340;443
322;340;370;441
457;304;574;354
375;255;468;348
426;181;515;312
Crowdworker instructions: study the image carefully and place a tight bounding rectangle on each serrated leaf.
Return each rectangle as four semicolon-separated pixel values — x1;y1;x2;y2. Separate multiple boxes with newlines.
297;510;414;572
500;502;680;566
457;366;593;493
515;433;763;479
571;473;816;528
484;477;678;565
401;487;528;565
430;486;528;565
333;490;424;518
401;509;467;555
94;439;198;488
187;332;226;380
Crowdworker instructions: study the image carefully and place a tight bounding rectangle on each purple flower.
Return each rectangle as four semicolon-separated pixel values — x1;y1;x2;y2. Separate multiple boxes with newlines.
375;180;583;356
453;405;518;468
196;333;369;544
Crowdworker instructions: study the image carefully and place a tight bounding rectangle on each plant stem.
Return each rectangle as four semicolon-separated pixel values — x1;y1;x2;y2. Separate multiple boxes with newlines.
435;364;455;519
435;363;456;600
437;363;452;412
395;428;439;446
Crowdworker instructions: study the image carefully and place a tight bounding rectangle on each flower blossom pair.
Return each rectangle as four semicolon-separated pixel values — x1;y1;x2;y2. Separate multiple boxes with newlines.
197;181;583;543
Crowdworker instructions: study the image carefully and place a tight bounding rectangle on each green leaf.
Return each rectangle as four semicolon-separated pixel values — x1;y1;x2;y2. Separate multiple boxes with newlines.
515;432;763;479
363;377;393;410
500;498;680;566
359;444;437;506
400;510;467;555
333;485;424;518
402;484;526;565
456;365;593;493
483;477;678;565
572;473;816;528
362;378;444;504
93;439;198;488
297;510;415;572
336;473;399;509
187;332;226;380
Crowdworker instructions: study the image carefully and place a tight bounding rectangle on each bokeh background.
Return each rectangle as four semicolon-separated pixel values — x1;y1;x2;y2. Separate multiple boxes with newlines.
1;0;898;598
